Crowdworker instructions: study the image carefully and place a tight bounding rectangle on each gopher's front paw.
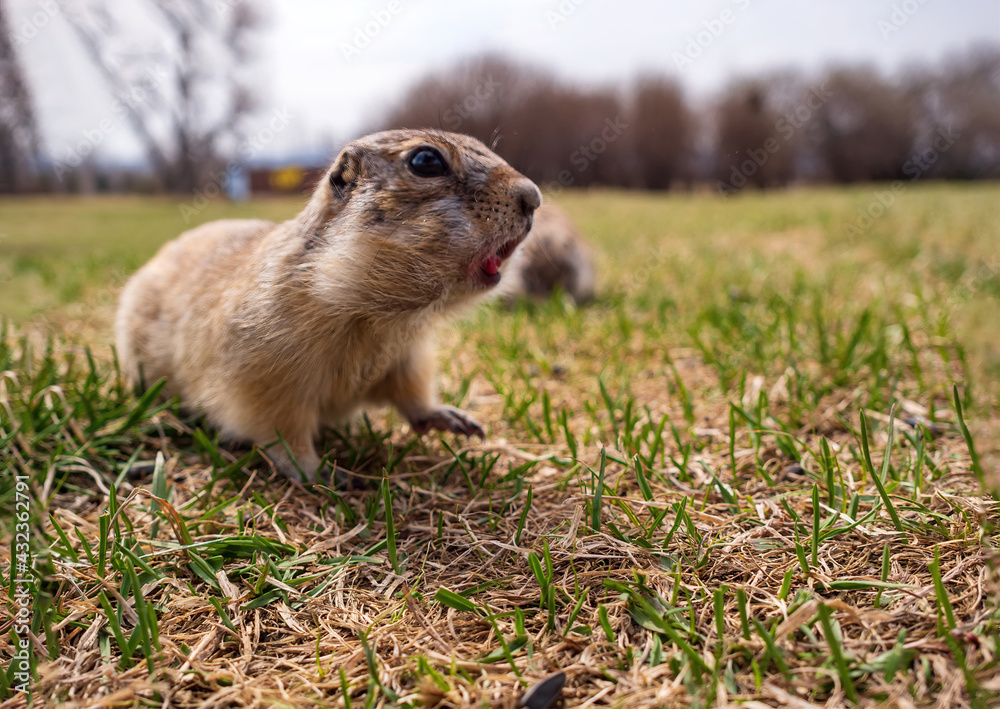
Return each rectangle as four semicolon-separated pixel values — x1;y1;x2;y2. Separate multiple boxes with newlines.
263;445;323;484
410;406;485;439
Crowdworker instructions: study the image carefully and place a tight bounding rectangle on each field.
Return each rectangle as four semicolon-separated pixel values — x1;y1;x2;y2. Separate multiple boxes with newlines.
1;183;999;708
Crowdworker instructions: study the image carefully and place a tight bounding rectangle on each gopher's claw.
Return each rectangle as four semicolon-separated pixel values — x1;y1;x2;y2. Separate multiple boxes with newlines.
411;406;485;439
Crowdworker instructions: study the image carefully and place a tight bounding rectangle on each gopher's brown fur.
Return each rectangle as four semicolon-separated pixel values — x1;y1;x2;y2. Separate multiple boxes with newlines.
506;203;595;304
116;129;541;481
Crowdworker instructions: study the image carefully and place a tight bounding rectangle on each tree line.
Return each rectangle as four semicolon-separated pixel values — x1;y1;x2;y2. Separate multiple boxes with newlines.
1;0;996;197
376;48;1000;195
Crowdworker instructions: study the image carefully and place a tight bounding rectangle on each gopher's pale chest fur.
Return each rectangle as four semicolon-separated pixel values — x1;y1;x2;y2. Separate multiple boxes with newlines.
116;129;541;481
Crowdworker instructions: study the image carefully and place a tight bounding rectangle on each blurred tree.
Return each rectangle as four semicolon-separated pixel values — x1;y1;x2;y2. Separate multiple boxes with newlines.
379;54;546;168
542;86;633;188
713;80;796;193
380;55;531;134
379;55;636;188
62;0;260;192
376;51;1000;190
814;68;915;182
0;0;41;193
631;76;690;189
905;46;1000;180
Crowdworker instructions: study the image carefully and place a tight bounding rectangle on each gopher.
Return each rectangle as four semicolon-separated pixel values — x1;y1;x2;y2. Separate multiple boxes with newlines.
116;129;541;481
505;202;595;304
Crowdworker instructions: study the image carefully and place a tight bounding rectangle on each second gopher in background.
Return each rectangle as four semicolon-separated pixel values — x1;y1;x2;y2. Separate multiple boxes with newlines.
116;129;541;482
505;202;596;305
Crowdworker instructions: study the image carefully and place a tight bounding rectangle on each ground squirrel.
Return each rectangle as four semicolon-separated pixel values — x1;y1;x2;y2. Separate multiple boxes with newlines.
116;129;541;481
506;202;595;305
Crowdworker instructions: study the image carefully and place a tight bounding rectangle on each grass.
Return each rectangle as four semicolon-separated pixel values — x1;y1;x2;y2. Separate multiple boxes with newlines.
1;182;999;707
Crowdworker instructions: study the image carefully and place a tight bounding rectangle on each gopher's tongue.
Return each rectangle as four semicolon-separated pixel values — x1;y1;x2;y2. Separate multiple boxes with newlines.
482;255;502;275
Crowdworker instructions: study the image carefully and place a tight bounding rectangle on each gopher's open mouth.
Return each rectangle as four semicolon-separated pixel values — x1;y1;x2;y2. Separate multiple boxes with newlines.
474;237;523;287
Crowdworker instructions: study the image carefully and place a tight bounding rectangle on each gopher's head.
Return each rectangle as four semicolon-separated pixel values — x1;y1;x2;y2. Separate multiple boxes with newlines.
300;129;541;312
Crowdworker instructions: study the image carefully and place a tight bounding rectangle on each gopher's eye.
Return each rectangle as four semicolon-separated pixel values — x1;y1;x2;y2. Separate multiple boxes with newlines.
407;147;449;178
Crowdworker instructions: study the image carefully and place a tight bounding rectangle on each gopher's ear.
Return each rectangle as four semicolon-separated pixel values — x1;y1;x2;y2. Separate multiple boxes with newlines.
328;146;364;198
295;146;364;236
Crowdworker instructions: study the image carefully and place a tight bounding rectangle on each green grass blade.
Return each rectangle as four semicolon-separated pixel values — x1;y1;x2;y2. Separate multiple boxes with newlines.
591;447;607;533
381;470;401;575
858;410;904;533
817;603;857;703
952;384;988;494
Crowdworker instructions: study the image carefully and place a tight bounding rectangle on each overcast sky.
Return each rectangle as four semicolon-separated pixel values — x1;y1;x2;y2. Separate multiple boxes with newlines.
11;0;1000;164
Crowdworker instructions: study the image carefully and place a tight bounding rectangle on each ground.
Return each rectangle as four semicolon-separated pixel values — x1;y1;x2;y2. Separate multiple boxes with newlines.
1;183;998;708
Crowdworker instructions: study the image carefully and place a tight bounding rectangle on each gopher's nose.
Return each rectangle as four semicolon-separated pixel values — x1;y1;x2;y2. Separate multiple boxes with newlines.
514;178;542;217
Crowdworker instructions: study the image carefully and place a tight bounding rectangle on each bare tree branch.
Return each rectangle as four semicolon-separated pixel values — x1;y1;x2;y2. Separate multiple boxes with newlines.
61;0;260;192
0;0;42;193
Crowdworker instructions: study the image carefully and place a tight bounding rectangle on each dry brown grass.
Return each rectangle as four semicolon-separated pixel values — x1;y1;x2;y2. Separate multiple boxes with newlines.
2;185;999;707
7;334;998;708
